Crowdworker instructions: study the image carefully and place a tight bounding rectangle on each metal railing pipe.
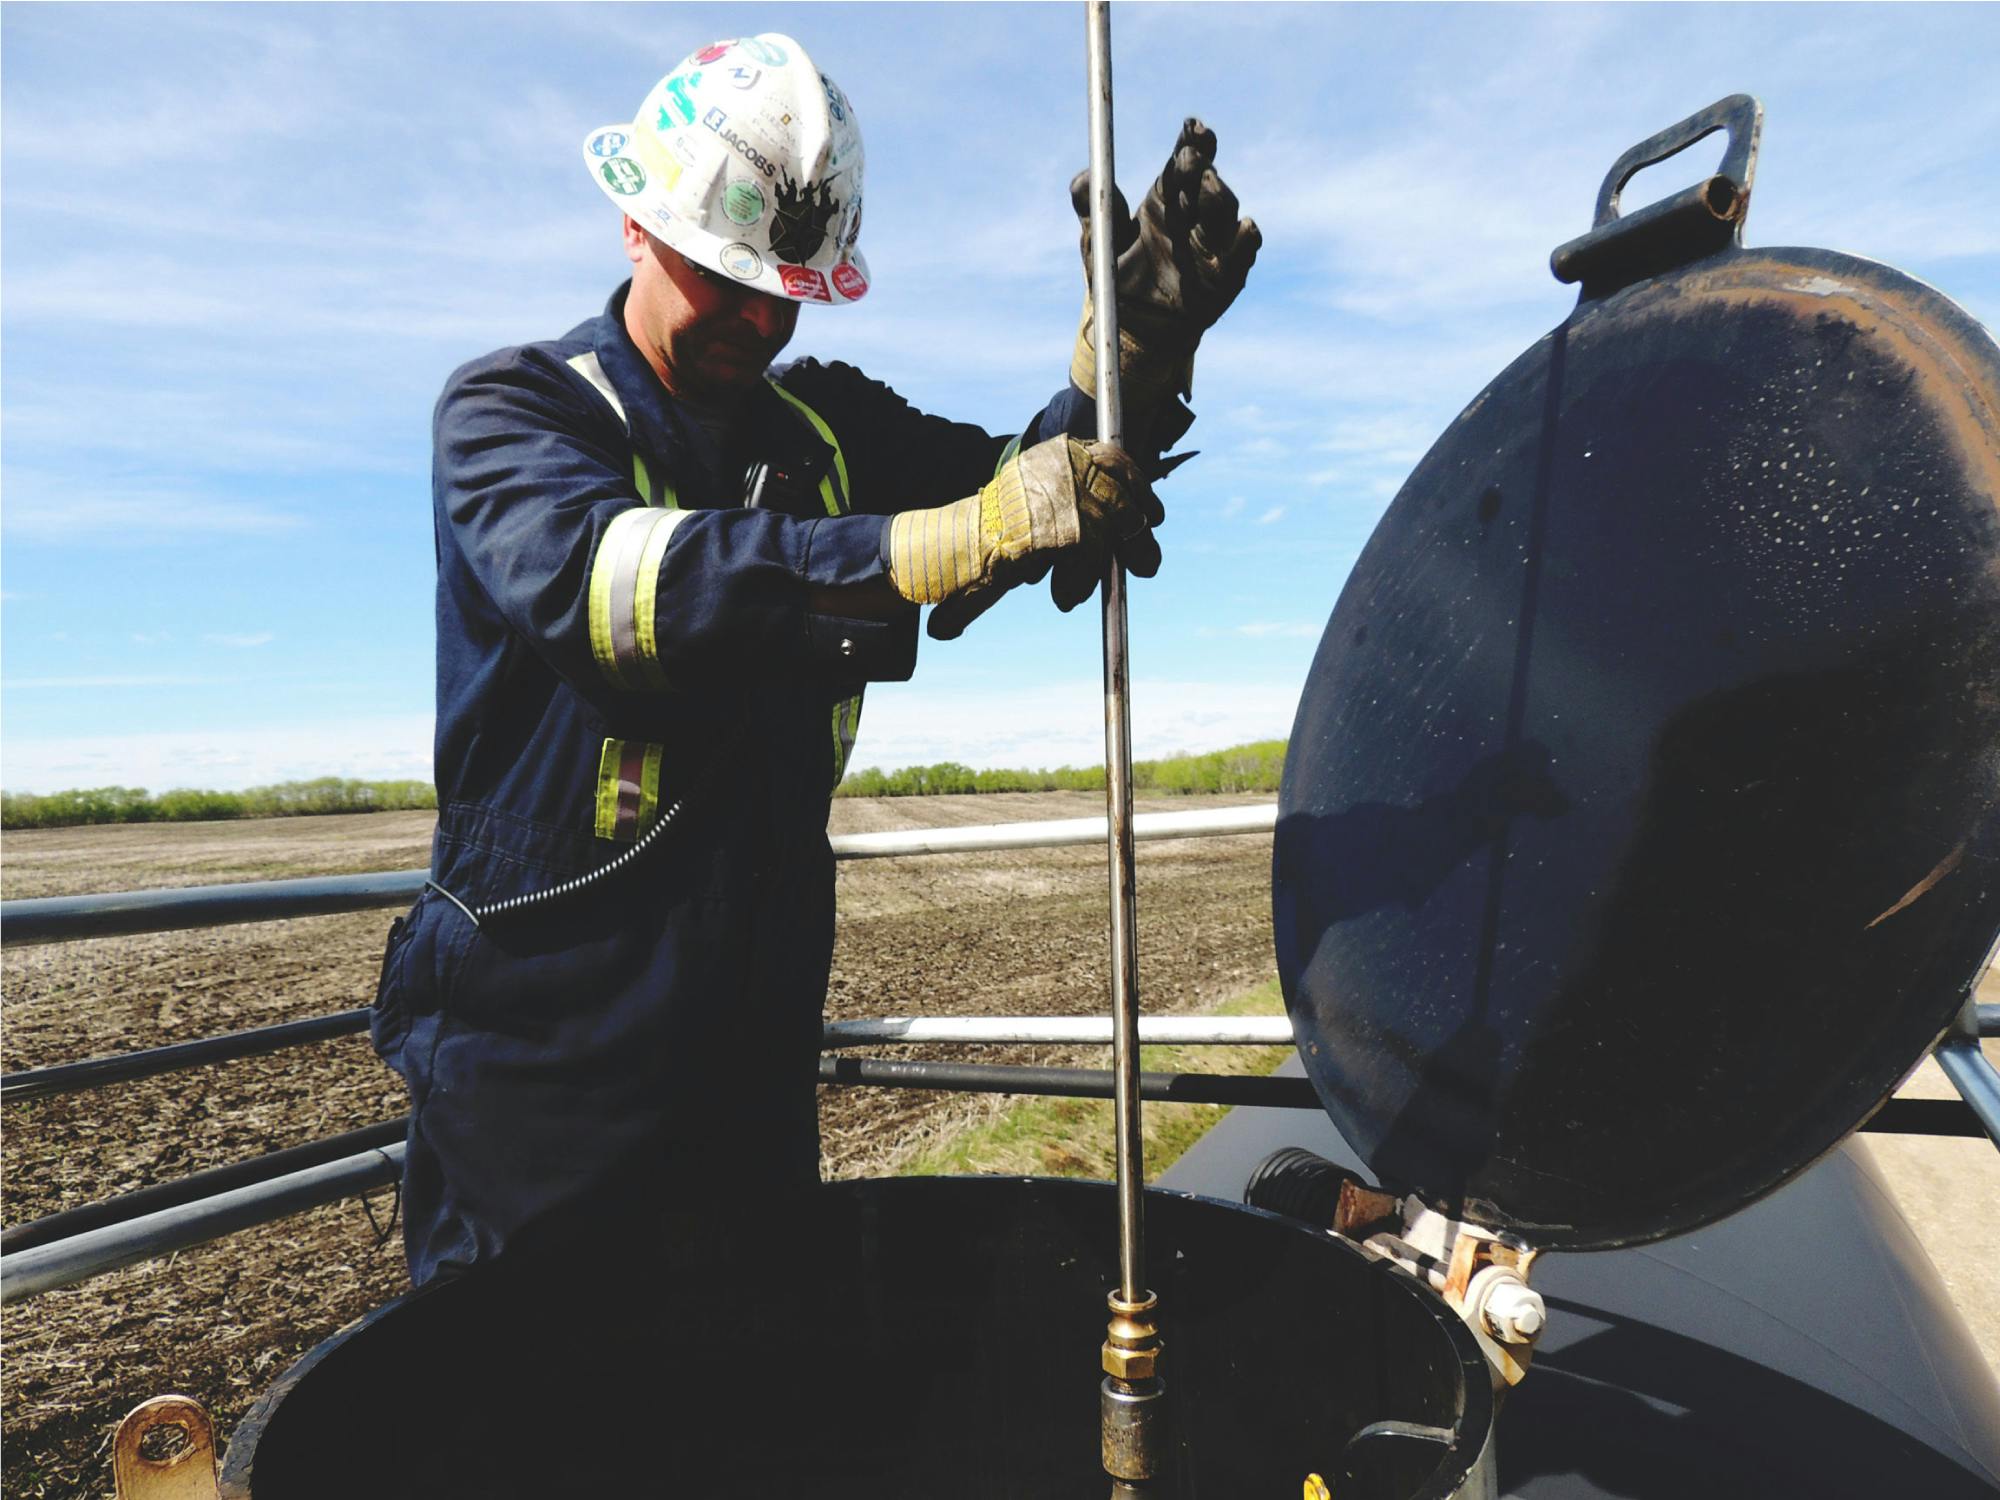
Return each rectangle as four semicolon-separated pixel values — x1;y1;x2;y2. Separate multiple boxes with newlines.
0;1119;408;1254
1;804;1277;947
1;1009;371;1102
818;1056;1320;1108
1;1012;1295;1105
1;1065;1980;1303
1935;1040;2000;1149
0;1143;404;1305
1;869;427;949
822;1015;1294;1047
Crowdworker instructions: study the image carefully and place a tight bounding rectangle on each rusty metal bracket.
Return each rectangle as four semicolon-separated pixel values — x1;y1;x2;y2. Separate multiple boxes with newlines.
1337;1197;1546;1390
1551;93;1763;299
112;1395;220;1500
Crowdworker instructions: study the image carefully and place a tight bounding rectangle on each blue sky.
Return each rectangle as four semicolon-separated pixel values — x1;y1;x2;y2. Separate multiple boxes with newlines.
3;2;1996;792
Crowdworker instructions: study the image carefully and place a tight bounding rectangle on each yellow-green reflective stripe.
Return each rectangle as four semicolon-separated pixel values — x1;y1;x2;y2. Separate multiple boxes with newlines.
632;500;678;687
994;434;1022;476
594;738;665;840
589;509;649;689
589;507;690;688
829;692;863;786
633;452;652;505
765;379;849;515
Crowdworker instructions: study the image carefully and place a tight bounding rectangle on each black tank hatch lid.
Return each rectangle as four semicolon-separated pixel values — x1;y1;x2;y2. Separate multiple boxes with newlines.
1271;96;2000;1252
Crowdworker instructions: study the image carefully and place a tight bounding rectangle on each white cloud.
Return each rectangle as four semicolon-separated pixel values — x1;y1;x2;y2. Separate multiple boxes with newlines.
1;485;310;542
845;677;1300;774
204;632;276;649
6;675;217;691
1255;507;1286;526
1;714;435;793
1231;623;1320;639
130;632;173;647
1219;496;1247;518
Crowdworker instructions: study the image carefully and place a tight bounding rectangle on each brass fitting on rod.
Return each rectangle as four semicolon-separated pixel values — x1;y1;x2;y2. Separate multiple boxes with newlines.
1101;1289;1166;1487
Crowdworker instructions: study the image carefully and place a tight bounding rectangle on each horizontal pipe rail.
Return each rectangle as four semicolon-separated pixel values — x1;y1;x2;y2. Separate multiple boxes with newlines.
0;1064;1305;1303
0;1119;408;1254
1935;1039;2000;1149
0;804;1277;948
3;1062;1983;1304
1;1013;1296;1104
1979;1003;1999;1038
2;1142;405;1305
815;1056;1323;1108
1;1009;372;1102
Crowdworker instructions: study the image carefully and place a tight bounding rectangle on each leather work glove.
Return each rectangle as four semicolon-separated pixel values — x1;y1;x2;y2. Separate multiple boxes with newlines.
1070;118;1262;455
886;436;1163;641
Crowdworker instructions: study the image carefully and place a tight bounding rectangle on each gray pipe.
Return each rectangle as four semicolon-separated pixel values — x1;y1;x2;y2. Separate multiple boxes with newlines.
1;806;1277;948
0;1143;404;1305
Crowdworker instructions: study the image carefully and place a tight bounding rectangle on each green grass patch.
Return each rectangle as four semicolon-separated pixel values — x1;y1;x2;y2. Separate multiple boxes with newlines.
898;980;1289;1182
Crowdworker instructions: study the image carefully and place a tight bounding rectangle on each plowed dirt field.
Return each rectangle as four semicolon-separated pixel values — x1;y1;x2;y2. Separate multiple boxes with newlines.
2;795;1276;1498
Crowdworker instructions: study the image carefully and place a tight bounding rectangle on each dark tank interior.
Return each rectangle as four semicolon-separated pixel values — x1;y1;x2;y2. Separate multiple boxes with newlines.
222;1178;1491;1500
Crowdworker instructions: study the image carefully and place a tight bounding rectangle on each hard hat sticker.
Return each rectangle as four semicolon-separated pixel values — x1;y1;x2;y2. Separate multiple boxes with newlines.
719;242;764;280
702;107;778;179
723;180;766;226
658;73;702;129
779;265;831;302
739;37;788;67
820;74;848;124
770;169;843;262
588;130;628;158
693;41;733;64
599;158;646;196
725;65;762;91
831;263;868;301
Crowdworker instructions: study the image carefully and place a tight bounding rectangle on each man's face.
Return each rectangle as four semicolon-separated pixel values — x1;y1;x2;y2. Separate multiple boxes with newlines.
624;219;800;401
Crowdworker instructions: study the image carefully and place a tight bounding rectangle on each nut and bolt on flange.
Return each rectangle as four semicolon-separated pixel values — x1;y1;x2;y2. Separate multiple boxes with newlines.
1481;1278;1547;1343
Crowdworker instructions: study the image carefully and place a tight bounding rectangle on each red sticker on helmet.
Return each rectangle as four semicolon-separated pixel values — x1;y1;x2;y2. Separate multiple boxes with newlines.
831;264;869;301
694;42;732;64
779;265;832;302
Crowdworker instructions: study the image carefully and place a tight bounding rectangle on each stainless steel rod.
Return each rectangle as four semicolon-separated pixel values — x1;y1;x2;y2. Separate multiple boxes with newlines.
1;805;1277;948
1086;0;1146;1310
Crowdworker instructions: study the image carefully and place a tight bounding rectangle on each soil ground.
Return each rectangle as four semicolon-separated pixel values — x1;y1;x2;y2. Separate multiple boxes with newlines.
2;799;1995;1496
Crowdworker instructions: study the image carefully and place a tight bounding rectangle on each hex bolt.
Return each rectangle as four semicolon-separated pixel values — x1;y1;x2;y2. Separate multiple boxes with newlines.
1482;1279;1547;1343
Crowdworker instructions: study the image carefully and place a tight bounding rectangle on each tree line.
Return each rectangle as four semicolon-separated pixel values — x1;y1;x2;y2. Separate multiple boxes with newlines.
0;778;438;829
832;739;1286;798
1;741;1287;829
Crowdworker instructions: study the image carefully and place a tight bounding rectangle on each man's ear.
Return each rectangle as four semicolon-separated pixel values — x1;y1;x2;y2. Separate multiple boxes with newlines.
621;214;649;266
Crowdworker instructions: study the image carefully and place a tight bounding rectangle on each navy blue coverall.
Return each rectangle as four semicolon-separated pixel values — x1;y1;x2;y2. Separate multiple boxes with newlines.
373;282;1097;1285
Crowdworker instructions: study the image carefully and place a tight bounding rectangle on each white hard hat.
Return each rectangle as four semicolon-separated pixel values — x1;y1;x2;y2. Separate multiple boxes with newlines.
583;34;869;306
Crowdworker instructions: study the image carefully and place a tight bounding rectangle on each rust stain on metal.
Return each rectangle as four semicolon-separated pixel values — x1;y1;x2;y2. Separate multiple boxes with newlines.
1661;256;2000;521
1865;842;1968;930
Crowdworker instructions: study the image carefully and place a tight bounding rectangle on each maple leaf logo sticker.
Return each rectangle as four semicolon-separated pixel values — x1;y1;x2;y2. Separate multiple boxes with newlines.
769;170;842;264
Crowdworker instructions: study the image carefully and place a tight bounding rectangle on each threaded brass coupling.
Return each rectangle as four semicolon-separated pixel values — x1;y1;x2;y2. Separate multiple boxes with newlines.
1102;1288;1164;1382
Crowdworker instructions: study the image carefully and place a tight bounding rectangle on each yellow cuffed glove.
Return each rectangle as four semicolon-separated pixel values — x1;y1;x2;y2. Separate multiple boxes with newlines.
886;435;1163;640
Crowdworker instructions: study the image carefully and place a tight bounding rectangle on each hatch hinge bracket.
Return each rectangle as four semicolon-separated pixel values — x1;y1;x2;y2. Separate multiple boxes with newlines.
1333;1187;1546;1389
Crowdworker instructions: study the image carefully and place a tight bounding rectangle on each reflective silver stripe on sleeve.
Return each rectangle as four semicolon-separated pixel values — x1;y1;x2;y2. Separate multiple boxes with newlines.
566;351;630;432
589;507;692;687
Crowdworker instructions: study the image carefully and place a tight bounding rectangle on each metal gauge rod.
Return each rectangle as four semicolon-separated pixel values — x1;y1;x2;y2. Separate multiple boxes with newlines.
1087;0;1143;1322
1086;3;1167;1493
